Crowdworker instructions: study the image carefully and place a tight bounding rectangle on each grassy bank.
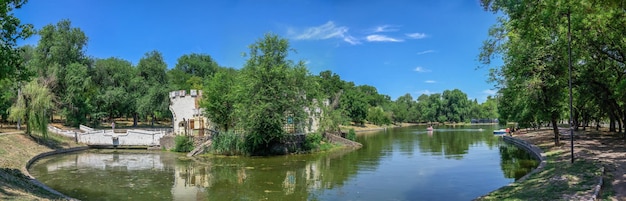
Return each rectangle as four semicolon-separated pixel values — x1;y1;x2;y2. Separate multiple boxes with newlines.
478;150;604;200
477;130;609;200
0;131;80;200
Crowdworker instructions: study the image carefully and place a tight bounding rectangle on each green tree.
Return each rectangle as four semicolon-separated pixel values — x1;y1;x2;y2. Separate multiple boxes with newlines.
392;93;414;123
340;87;368;125
236;33;313;153
136;50;170;126
32;19;89;124
168;53;219;90
0;0;33;81
8;79;54;138
367;106;391;126
63;63;91;126
480;0;573;144
91;58;136;125
201;68;238;132
441;89;470;123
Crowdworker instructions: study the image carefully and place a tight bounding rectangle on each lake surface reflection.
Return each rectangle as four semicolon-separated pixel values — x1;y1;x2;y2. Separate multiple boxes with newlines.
29;125;537;201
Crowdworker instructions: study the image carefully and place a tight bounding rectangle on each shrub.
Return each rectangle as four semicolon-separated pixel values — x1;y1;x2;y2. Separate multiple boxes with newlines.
347;128;356;141
173;135;194;152
212;131;247;155
304;132;323;150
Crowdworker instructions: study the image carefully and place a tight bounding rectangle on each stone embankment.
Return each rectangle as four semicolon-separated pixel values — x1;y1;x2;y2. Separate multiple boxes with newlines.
25;147;89;201
324;132;362;147
501;136;546;182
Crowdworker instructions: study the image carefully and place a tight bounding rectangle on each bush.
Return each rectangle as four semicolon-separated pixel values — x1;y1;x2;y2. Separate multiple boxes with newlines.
173;135;194;152
212;131;247;155
304;132;323;150
347;128;356;141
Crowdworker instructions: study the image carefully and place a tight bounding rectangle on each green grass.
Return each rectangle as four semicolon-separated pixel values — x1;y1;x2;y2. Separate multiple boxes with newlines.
478;151;603;200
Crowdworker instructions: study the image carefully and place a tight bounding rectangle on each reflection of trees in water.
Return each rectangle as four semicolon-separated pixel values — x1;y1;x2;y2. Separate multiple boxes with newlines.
417;130;499;159
172;144;385;201
498;144;539;180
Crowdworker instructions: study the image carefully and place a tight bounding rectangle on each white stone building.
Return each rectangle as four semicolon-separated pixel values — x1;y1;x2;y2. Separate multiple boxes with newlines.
169;89;212;136
169;89;326;135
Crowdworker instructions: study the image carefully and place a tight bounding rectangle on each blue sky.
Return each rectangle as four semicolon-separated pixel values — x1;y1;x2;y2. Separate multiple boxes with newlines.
15;0;500;102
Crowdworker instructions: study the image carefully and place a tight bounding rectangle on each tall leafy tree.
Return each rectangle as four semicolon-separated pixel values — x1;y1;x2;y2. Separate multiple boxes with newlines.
0;0;33;81
441;89;470;123
8;79;53;137
63;63;91;126
480;0;573;144
33;19;89;123
91;58;136;125
340;87;368;125
168;53;219;90
236;33;313;153
136;50;170;126
392;93;414;123
201;68;238;132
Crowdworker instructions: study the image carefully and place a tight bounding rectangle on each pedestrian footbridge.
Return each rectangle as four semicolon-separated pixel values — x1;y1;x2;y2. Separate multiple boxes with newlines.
49;125;171;147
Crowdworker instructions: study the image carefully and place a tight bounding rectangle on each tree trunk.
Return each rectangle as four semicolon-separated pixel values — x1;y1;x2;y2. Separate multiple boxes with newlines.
25;96;31;137
610;115;616;132
133;113;138;127
151;114;155;127
552;117;560;146
620;109;625;134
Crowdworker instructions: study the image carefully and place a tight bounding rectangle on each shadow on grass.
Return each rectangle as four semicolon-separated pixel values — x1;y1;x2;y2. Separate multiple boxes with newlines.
28;132;73;150
0;168;63;200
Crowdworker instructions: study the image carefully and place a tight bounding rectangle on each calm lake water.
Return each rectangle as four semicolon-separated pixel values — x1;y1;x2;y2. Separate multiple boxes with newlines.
29;125;537;201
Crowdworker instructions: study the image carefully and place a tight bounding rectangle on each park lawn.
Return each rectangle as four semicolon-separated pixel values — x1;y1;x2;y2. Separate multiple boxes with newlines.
0;132;80;200
479;150;603;200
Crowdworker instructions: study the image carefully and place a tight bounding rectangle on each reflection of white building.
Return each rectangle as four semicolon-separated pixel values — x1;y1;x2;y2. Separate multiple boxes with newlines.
172;165;211;201
169;89;213;136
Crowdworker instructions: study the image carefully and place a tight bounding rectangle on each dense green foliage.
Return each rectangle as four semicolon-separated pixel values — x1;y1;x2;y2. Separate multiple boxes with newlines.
235;34;316;153
0;0;33;82
347;129;356;141
391;92;499;124
479;0;626;142
304;132;324;150
173;135;194;152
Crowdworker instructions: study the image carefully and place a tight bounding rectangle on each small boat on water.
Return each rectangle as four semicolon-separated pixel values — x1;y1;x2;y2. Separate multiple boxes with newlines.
493;129;507;135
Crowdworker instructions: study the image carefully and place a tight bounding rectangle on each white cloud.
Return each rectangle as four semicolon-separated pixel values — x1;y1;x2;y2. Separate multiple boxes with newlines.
406;32;427;39
289;21;359;44
417;50;435;55
418;90;434;95
372;25;399;33
343;35;360;45
424;80;436;84
483;89;497;95
366;34;403;42
413;66;431;72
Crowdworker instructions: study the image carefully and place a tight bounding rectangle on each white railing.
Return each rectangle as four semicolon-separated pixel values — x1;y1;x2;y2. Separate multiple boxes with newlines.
49;125;169;146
